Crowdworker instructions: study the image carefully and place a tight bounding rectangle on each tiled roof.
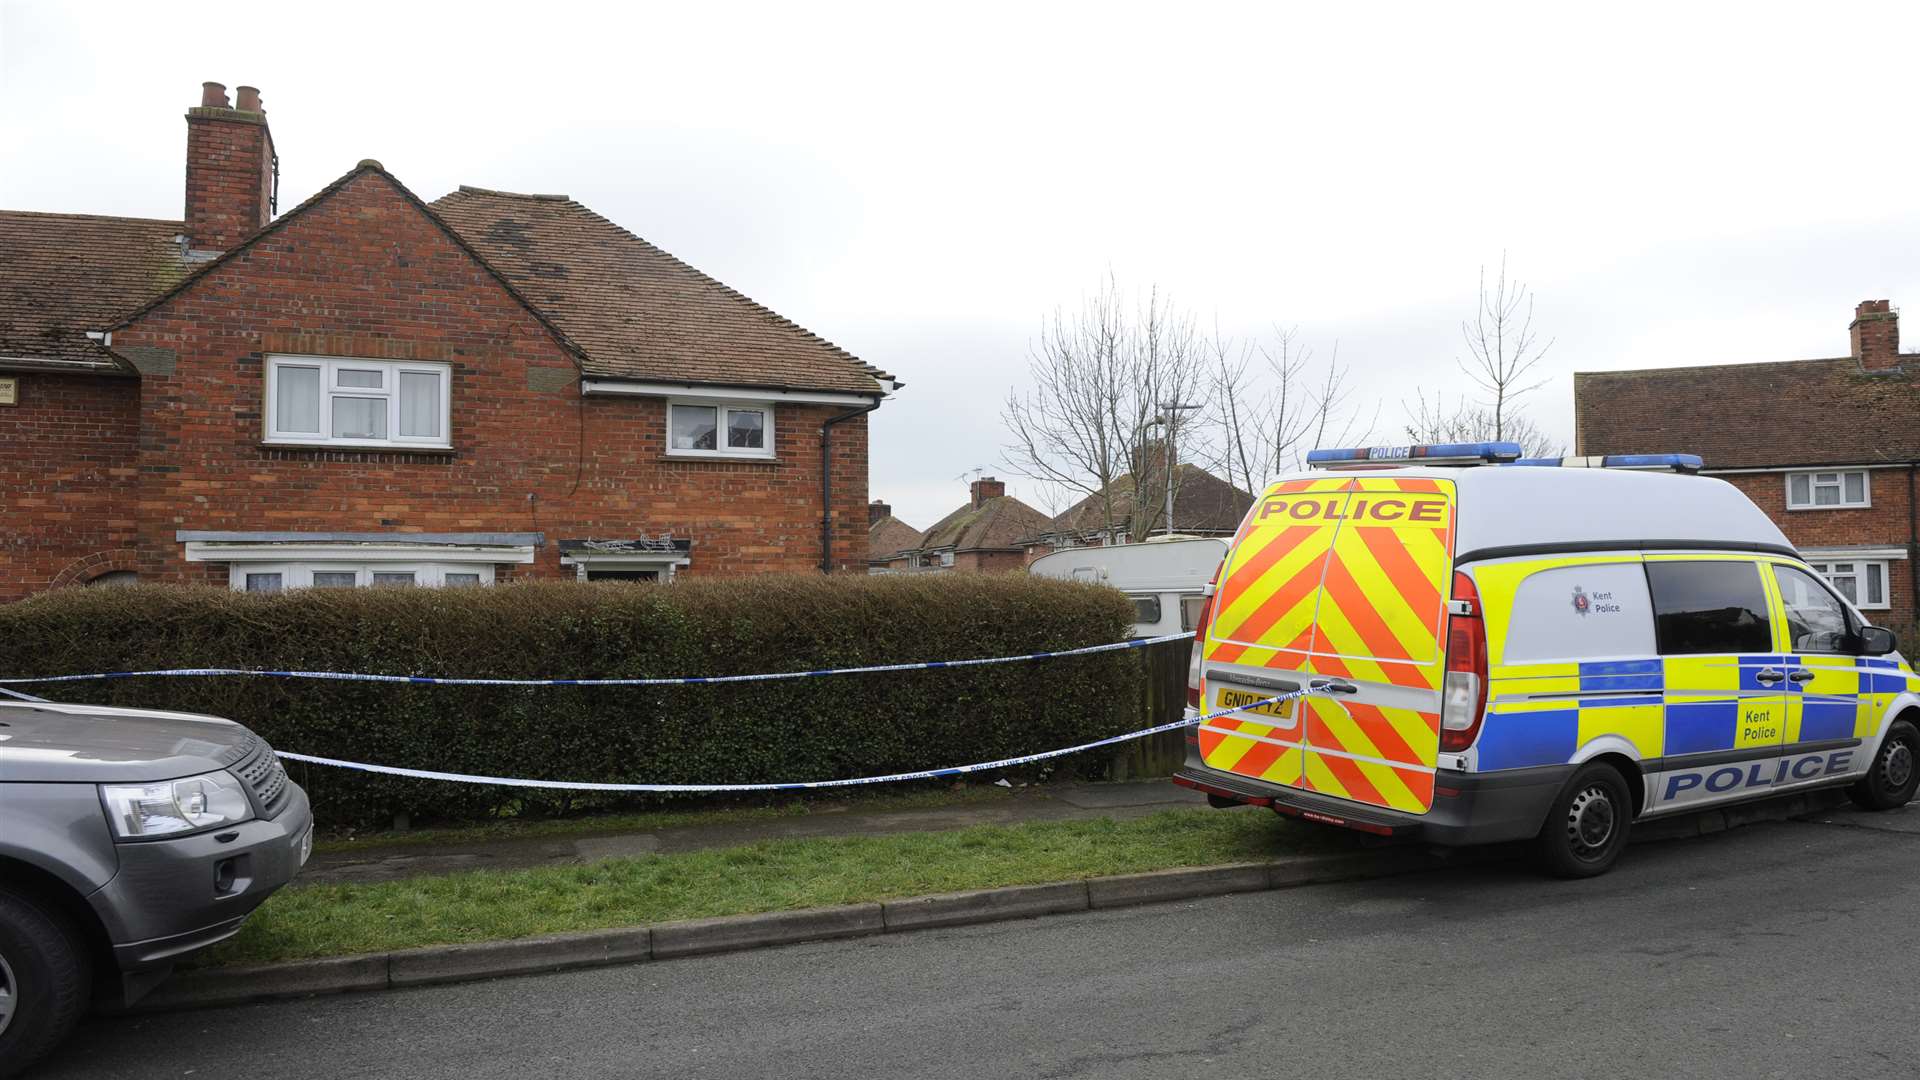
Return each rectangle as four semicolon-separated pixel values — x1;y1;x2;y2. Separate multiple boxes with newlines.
432;187;891;395
1045;463;1254;539
915;494;1055;554
868;515;923;562
0;211;188;373
1575;356;1920;468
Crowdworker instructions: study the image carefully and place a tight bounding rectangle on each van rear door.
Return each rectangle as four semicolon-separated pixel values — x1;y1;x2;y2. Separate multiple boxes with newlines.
1200;475;1456;814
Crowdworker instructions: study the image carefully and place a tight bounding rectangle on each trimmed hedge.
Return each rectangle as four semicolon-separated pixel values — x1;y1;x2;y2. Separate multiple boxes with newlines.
0;576;1141;828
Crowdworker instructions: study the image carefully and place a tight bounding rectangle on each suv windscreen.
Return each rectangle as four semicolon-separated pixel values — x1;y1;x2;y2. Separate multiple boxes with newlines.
1645;560;1773;654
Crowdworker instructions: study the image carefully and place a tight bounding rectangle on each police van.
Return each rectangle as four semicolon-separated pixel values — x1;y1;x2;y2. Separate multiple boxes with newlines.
1173;442;1920;876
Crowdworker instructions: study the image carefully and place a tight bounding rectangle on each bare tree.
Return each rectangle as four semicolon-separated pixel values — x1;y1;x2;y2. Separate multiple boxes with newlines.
1403;388;1561;457
1458;253;1553;441
1002;274;1208;543
1203;324;1371;496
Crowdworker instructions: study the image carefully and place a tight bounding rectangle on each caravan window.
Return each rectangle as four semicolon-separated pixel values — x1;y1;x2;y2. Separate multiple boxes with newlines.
1129;595;1162;624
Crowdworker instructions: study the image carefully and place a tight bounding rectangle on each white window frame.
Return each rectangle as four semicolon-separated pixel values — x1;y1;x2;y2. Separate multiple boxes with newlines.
1806;559;1891;611
266;355;453;449
665;398;775;460
1786;469;1870;510
230;561;497;591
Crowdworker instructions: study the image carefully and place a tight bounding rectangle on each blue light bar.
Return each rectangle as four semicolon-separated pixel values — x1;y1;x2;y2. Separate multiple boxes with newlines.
1305;442;1522;469
1502;454;1703;474
1603;453;1702;473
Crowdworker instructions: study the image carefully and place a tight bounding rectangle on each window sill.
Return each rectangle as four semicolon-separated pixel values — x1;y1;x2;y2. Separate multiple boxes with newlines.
1785;504;1871;512
661;452;778;464
261;442;457;457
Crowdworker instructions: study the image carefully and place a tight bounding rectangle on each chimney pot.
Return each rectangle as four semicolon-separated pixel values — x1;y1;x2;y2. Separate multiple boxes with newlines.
869;500;892;526
200;81;229;108
234;85;262;112
1850;299;1901;372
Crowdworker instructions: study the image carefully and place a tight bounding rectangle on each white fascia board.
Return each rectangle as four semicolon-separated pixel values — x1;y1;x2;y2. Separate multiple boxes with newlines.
1798;545;1911;561
580;379;880;407
183;541;537;565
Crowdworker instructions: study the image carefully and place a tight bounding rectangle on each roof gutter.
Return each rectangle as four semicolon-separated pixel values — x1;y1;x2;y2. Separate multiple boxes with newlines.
820;399;882;574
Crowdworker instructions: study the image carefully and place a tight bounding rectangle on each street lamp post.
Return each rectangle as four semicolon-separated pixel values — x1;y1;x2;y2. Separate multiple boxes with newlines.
1156;401;1201;538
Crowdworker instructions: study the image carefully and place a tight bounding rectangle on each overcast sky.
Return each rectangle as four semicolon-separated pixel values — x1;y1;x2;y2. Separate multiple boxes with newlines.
5;1;1917;528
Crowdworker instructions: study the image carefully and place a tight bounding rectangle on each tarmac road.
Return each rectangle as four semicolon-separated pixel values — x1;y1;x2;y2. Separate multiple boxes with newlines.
36;810;1920;1079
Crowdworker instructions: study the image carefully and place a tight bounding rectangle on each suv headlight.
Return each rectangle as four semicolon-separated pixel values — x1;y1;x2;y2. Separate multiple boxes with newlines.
100;772;254;839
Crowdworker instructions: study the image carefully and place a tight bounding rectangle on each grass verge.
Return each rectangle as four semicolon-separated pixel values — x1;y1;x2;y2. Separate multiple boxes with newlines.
209;809;1348;966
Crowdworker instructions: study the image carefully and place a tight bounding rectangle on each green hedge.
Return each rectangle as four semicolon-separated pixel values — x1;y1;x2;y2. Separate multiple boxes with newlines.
0;576;1141;828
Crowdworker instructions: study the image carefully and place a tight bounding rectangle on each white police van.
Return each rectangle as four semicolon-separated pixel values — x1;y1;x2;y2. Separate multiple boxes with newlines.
1176;442;1920;875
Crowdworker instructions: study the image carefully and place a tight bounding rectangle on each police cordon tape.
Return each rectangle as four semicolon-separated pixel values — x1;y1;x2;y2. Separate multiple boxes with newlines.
0;631;1332;792
269;685;1320;792
0;630;1196;688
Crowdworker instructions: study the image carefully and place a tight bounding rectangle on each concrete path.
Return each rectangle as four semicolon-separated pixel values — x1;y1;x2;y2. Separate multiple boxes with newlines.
304;781;1212;885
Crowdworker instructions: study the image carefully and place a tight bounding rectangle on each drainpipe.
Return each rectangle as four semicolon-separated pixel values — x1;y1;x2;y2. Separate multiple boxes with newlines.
1908;464;1918;621
820;399;881;574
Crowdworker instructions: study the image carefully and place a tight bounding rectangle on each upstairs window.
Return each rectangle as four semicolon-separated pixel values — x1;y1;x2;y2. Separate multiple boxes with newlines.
1787;470;1869;510
1645;560;1773;655
267;356;451;449
667;400;773;459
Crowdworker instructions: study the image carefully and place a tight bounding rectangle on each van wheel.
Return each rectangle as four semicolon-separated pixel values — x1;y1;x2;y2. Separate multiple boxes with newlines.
0;889;92;1079
1531;762;1633;878
1849;719;1920;811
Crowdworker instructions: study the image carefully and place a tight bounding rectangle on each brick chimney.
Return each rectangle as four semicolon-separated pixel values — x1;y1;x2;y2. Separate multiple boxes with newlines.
970;477;1006;507
184;81;276;254
1850;300;1900;371
869;499;892;526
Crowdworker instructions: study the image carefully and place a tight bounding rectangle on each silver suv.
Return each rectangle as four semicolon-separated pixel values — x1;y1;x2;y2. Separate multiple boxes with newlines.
0;700;312;1075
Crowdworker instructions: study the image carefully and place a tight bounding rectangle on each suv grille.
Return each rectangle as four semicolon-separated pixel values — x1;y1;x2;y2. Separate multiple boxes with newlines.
234;738;291;817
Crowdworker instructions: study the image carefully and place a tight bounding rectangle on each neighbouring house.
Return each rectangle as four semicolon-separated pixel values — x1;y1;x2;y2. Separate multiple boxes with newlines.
0;82;897;602
880;477;1053;573
1020;460;1254;562
866;500;923;573
1575;299;1920;628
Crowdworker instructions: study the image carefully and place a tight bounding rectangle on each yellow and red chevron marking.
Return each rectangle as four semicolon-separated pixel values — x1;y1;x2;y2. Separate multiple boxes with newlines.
1203;474;1453;814
1198;714;1303;785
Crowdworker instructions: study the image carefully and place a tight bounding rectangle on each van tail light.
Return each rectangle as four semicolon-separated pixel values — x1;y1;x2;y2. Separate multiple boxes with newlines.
1439;570;1489;752
1186;568;1221;709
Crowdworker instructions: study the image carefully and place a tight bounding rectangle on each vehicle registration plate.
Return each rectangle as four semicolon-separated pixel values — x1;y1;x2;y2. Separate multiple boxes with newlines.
1216;688;1294;721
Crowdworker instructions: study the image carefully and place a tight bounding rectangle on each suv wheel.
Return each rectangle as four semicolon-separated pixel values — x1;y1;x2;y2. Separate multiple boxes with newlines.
1849;719;1920;811
1531;762;1634;878
0;889;92;1079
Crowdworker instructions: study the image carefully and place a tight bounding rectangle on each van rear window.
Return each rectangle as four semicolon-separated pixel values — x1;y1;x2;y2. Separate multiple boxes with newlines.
1645;561;1773;655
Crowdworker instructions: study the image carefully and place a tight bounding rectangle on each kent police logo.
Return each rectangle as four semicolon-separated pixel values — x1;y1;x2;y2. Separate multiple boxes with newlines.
1572;585;1590;615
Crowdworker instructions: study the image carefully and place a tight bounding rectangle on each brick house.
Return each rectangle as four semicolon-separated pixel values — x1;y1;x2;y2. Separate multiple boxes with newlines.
878;477;1052;573
865;500;923;572
1019;461;1254;562
1575;299;1920;629
0;82;896;602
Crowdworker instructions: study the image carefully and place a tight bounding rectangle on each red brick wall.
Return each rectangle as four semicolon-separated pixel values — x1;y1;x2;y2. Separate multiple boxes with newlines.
1;169;869;601
0;374;140;595
1720;469;1918;628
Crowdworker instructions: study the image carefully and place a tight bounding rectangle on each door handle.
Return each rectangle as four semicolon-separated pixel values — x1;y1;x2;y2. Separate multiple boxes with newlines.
1755;667;1784;685
1312;679;1359;695
1788;669;1816;684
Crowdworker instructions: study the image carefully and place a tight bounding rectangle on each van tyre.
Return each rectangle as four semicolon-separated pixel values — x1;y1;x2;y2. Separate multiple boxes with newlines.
0;888;92;1079
1532;762;1633;878
1849;719;1920;812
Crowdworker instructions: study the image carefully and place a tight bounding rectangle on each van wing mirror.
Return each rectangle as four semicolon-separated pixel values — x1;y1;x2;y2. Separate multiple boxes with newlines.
1856;625;1899;656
